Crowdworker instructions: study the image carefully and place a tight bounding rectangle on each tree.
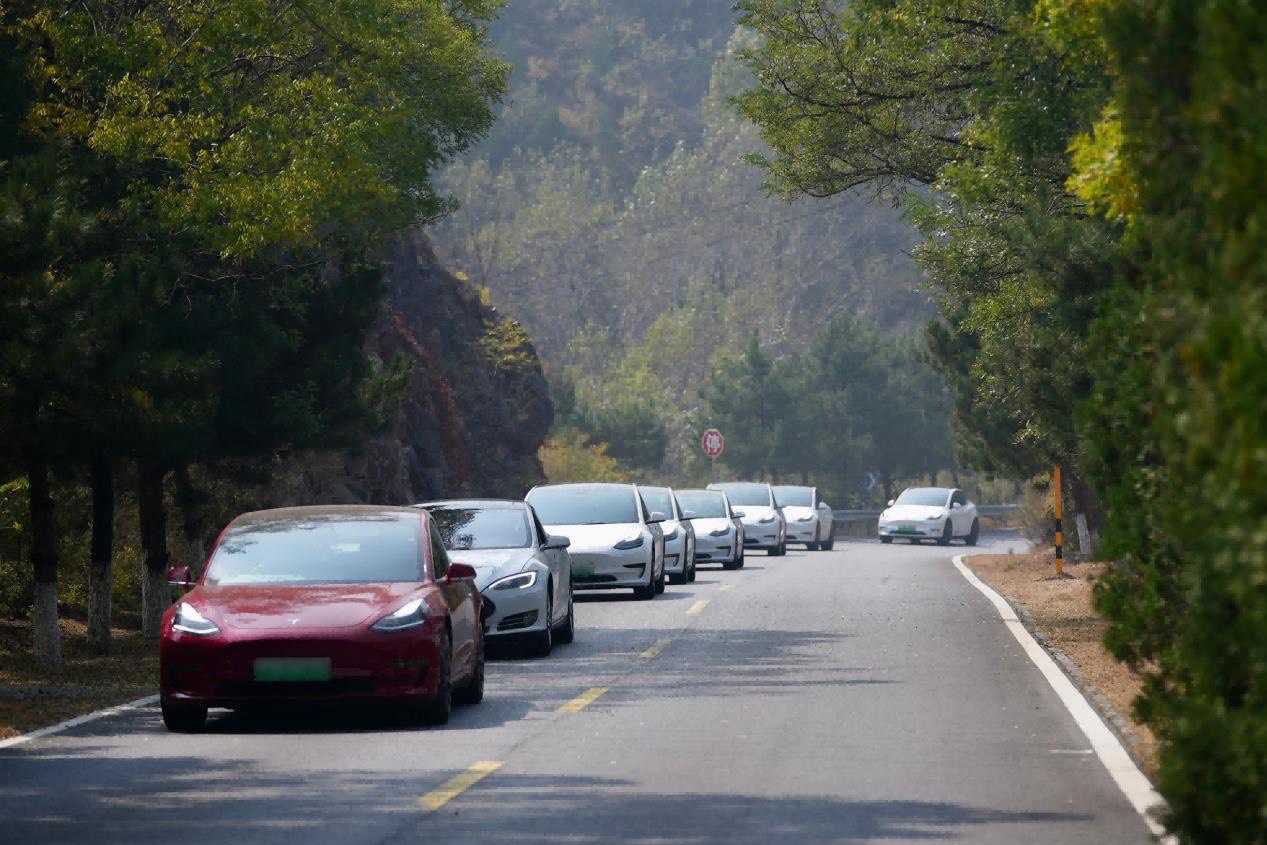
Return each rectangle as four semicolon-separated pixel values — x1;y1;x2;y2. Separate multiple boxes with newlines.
702;333;790;479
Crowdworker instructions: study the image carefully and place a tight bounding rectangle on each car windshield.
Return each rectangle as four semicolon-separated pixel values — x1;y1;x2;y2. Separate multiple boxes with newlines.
710;483;771;507
773;486;813;507
895;488;951;507
428;507;531;550
675;491;728;518
528;485;639;525
640;489;674;518
204;513;423;585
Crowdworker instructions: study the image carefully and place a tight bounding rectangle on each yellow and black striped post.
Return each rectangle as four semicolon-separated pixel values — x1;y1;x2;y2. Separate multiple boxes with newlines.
1053;464;1064;576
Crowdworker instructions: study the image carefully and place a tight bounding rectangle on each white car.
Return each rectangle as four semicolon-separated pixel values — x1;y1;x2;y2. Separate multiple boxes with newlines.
878;487;980;546
675;489;744;570
526;482;666;599
707;482;786;556
773;485;835;550
422;499;574;656
639;486;696;585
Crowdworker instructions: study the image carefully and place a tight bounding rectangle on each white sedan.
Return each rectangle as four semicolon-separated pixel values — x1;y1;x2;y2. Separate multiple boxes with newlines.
526;482;666;599
878;487;980;546
707;482;786;556
675;489;744;570
772;485;835;550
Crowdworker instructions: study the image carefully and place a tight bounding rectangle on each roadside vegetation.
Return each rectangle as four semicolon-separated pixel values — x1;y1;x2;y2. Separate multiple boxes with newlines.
737;0;1267;840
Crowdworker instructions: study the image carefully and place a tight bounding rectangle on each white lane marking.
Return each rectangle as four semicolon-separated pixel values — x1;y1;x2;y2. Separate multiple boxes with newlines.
951;555;1171;841
0;694;159;750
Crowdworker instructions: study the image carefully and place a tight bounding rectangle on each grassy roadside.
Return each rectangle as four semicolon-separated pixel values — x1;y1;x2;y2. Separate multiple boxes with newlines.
963;549;1158;775
0;614;158;739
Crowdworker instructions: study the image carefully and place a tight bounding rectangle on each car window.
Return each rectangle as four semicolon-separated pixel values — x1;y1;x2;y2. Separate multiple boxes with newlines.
772;486;813;507
428;506;532;550
532;512;549;547
640;488;674;518
674;491;727;518
527;485;640;524
951;491;967;507
429;521;449;579
204;513;424;585
709;483;772;506
895;488;952;507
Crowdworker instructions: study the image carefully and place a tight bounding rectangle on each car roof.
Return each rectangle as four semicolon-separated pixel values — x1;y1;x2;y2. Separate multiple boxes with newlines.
417;499;527;510
638;485;672;494
772;484;813;491
676;488;722;495
529;482;636;491
708;481;771;489
231;505;423;527
901;486;953;495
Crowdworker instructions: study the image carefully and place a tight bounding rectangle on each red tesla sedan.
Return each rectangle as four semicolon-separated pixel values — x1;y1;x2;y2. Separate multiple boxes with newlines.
159;505;484;732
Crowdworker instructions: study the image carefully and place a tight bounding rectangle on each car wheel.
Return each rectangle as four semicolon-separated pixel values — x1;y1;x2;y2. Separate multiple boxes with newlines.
633;562;657;600
822;533;835;551
937;521;953;546
806;541;820;551
966;518;980;546
415;627;452;725
880;536;893;544
161;698;207;733
654;557;666;594
687;556;697;583
553;593;575;645
531;591;554;657
737;543;746;569
455;627;485;705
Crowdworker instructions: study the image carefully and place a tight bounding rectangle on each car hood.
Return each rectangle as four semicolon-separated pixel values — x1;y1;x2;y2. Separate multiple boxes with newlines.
734;506;780;524
194;583;422;631
782;506;817;521
447;548;537;590
545;522;644;550
882;504;946;521
692;517;733;534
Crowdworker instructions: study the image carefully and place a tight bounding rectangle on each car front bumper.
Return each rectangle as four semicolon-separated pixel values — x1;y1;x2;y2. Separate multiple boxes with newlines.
695;531;736;562
568;546;652;589
787;519;819;542
741;520;783;549
878;520;945;540
663;534;688;574
482;580;550;638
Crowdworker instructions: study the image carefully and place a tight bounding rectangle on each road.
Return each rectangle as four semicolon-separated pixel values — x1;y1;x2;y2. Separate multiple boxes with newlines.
0;532;1153;844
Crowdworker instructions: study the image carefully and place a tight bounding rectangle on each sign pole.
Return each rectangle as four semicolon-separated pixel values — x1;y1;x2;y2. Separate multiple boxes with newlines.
1053;464;1064;576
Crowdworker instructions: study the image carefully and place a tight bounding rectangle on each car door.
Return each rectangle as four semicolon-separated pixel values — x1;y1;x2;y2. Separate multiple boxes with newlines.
815;490;833;541
950;490;971;535
429;520;477;674
532;509;567;625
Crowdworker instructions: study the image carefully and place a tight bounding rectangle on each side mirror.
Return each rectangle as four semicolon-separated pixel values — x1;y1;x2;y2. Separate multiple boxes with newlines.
732;509;747;519
544;534;571;550
681;510;697;520
951;502;962;510
166;566;194;590
887;499;896;507
446;562;478;581
647;511;667;524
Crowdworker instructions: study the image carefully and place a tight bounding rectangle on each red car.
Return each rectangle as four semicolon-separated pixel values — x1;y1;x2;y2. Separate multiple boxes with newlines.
159;505;484;732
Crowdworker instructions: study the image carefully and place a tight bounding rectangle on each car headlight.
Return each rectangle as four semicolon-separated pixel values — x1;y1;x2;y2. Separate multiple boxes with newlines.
709;527;730;537
759;515;776;523
371;598;428;632
613;534;645;550
490;571;538;591
172;602;219;636
927;513;945;521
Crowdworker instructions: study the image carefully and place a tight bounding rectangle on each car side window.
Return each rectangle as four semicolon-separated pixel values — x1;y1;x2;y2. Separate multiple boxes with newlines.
532;512;549;547
639;494;651;522
428;521;449;579
951;491;967;507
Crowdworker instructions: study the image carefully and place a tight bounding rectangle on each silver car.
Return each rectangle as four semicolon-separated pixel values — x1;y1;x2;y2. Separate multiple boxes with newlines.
707;482;787;556
675;489;745;570
773;485;835;550
639;486;696;584
422;499;574;656
526;483;666;599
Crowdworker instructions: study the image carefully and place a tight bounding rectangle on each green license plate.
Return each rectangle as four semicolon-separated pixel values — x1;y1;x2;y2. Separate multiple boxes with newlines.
253;657;332;682
896;527;919;534
571;561;596;578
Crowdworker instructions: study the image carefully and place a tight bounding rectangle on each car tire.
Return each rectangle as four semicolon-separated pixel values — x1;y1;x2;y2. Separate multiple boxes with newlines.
553;592;575;644
822;533;835;551
687;556;697;582
531;592;554;657
937;521;953;546
966;519;980;546
654;560;666;594
455;628;485;706
161;698;207;733
737;543;746;569
806;541;820;551
880;536;893;544
415;627;452;725
633;564;657;600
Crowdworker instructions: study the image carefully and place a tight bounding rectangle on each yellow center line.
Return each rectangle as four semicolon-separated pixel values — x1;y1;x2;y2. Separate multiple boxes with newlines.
720;584;736;591
687;599;710;616
557;686;608;713
418;761;504;812
640;638;672;659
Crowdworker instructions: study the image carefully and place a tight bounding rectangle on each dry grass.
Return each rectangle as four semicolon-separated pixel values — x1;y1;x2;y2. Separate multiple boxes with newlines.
0;613;158;739
964;549;1159;775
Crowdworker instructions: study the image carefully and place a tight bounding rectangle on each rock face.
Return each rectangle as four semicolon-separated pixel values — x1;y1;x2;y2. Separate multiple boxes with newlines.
289;229;552;505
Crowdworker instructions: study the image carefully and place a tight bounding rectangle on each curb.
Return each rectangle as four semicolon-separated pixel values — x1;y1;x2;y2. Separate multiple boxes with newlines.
0;693;159;751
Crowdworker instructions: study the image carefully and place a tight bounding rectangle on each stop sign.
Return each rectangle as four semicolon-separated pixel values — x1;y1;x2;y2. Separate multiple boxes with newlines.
702;428;725;459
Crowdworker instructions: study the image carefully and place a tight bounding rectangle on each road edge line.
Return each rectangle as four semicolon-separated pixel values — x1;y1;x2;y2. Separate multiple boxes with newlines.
950;554;1171;842
0;693;159;751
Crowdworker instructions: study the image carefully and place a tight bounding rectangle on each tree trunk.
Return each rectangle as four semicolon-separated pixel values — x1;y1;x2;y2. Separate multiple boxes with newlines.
87;448;115;653
173;465;207;572
28;453;62;665
138;462;170;639
1069;473;1103;556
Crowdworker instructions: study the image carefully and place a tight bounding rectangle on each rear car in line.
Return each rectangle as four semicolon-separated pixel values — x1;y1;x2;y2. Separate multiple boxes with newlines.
773;485;835;550
638;486;696;584
421;499;574;657
877;487;980;546
675;489;744;570
707;481;786;556
526;482;666;599
159;505;484;731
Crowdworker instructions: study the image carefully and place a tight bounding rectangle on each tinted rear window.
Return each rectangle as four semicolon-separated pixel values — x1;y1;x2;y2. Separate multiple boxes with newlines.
709;483;771;507
528;486;639;525
205;513;424;585
429;507;531;550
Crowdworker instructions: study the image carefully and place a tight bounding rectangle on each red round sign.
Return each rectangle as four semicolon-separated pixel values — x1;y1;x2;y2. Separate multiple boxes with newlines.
702;428;725;459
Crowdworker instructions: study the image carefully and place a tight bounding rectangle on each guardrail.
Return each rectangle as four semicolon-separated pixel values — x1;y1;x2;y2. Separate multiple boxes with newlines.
830;504;1020;537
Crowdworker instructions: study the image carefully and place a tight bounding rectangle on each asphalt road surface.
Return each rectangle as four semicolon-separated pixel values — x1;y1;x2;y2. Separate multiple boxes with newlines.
1;532;1154;844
